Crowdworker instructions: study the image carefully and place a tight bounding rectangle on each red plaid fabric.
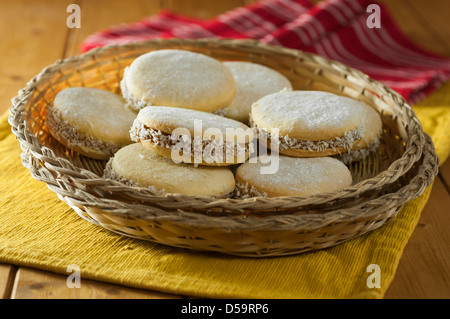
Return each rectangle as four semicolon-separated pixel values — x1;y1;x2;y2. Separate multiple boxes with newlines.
81;0;450;103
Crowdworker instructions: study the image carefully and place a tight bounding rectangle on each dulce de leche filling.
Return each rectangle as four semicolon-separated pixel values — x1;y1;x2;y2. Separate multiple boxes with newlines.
249;117;364;153
130;119;252;164
46;107;124;156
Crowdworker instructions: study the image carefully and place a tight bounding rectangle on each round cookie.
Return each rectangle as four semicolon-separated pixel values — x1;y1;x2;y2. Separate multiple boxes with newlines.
104;143;236;198
121;49;236;113
130;106;254;166
235;155;353;197
46;87;136;160
250;90;366;157
338;104;383;164
219;61;292;123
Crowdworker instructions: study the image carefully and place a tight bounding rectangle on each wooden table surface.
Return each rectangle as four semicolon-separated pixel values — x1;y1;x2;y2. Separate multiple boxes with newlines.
0;0;449;299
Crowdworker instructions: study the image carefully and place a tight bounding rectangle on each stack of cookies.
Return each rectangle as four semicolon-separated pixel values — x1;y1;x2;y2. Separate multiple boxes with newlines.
45;49;382;199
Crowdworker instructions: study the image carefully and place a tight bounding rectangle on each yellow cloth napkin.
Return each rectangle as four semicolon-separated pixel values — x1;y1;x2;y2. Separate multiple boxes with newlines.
1;84;449;299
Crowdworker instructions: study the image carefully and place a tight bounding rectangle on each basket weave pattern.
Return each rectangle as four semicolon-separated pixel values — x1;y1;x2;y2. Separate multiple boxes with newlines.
8;39;438;256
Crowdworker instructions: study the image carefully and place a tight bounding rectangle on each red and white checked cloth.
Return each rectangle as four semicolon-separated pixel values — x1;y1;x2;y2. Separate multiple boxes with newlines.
81;0;450;104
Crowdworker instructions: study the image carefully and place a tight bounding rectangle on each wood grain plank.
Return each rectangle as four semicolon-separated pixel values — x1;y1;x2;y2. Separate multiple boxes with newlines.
64;0;162;57
166;0;245;19
11;267;183;299
0;264;17;299
0;0;73;115
377;0;450;57
407;0;450;56
384;178;450;298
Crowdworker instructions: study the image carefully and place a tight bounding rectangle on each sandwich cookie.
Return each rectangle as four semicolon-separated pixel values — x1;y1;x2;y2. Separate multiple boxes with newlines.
235;155;353;198
130;106;254;166
218;61;292;123
120;49;236;113
104;143;236;198
46;87;136;160
250;90;367;157
338;104;383;164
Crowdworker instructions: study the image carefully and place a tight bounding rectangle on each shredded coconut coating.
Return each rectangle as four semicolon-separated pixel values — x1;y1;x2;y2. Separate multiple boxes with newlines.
120;67;152;113
130;119;252;164
234;181;268;198
46;107;124;156
337;137;381;164
249;117;364;153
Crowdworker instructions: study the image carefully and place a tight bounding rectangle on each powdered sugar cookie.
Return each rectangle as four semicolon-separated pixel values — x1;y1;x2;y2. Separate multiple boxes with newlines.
104;143;236;198
120;49;236;113
130;106;254;166
219;61;292;123
235;155;353;197
46;87;136;160
250;90;367;157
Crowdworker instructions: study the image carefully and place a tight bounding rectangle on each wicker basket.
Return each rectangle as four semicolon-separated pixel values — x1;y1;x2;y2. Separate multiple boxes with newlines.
8;39;438;257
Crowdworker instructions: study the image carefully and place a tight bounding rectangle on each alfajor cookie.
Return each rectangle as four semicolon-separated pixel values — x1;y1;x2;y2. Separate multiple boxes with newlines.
218;61;292;123
46;87;136;160
120;49;236;113
235;155;353;198
250;90;367;157
104;143;236;198
130;106;254;166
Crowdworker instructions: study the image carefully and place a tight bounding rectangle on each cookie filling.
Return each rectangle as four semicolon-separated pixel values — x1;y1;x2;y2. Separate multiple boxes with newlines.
249;117;364;153
46;107;124;157
103;158;233;199
120;67;153;113
234;181;268;198
130;119;252;164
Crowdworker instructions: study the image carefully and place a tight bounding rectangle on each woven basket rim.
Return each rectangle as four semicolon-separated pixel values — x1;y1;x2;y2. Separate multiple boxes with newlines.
24;132;440;232
8;38;429;210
